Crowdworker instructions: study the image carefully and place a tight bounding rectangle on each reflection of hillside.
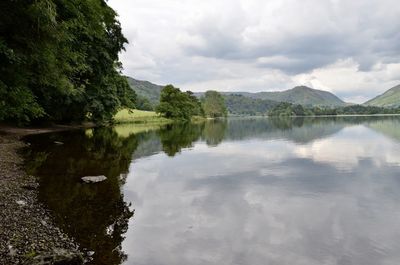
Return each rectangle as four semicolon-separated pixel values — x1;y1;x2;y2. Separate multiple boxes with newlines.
224;118;344;144
223;116;400;144
118;117;400;160
365;117;400;143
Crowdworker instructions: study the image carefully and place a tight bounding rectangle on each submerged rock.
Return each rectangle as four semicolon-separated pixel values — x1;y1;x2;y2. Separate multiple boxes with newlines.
81;175;107;183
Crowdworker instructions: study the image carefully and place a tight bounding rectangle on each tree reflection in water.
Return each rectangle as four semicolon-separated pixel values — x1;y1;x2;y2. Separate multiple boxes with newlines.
23;116;400;265
24;121;228;264
25;128;136;265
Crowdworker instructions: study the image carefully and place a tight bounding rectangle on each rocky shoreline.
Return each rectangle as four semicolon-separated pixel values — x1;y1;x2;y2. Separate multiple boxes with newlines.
0;134;83;264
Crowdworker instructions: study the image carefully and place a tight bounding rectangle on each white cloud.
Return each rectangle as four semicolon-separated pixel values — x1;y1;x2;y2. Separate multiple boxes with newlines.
109;0;400;103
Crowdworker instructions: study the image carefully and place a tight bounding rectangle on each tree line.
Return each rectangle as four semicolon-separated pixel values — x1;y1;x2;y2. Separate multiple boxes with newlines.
268;102;400;117
156;85;227;120
0;0;136;124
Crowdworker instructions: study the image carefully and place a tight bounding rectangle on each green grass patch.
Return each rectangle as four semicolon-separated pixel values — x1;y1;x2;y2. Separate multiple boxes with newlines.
114;109;171;124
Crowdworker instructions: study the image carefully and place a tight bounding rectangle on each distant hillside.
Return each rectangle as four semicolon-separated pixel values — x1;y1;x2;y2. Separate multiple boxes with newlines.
126;77;346;112
197;86;346;107
243;86;346;106
364;84;400;107
126;77;163;107
224;94;279;115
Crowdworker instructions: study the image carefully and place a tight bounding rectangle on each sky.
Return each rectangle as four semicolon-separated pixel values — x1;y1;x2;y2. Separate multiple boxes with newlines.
108;0;400;103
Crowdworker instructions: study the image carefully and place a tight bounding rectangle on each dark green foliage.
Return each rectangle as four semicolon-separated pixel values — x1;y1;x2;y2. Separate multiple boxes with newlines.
336;105;400;115
156;85;204;120
135;95;154;111
269;102;400;116
311;106;338;115
202;90;227;118
0;0;135;124
224;94;278;115
186;91;205;117
268;102;311;116
0;81;44;124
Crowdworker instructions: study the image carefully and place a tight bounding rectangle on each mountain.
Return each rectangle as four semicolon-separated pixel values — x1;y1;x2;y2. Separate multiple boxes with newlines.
238;86;346;107
364;84;400;107
126;77;163;107
197;86;346;107
125;76;346;111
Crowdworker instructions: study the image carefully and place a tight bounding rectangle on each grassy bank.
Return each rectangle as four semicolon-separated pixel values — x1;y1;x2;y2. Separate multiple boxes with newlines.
114;109;208;125
114;109;171;124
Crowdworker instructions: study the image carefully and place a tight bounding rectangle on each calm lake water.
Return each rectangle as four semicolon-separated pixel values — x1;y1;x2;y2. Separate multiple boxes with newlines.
24;117;400;265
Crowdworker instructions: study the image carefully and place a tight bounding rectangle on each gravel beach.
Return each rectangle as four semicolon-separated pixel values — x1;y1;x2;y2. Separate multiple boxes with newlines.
0;134;83;264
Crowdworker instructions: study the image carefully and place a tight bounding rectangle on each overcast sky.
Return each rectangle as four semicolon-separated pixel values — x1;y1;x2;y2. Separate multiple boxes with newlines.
108;0;400;103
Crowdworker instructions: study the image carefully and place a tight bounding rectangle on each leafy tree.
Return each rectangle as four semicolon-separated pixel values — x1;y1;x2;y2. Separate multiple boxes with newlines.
0;0;135;124
156;85;203;120
136;95;154;111
202;90;227;118
186;91;205;117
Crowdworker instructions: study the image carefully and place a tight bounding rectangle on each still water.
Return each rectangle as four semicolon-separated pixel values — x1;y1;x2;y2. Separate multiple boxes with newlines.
25;117;400;265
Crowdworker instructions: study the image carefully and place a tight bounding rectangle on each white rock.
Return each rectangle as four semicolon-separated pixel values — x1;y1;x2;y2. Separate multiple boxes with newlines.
16;200;27;206
9;245;17;256
81;175;107;183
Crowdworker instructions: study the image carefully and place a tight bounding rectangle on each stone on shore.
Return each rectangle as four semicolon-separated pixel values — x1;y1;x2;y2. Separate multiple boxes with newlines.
81;175;107;183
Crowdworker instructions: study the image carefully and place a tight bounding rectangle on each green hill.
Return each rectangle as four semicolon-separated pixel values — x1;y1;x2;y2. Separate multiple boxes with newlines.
241;86;346;107
126;77;163;108
197;86;346;107
126;76;346;113
364;84;400;107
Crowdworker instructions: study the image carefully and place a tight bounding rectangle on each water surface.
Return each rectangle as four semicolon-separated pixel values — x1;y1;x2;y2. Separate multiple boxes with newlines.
25;117;400;265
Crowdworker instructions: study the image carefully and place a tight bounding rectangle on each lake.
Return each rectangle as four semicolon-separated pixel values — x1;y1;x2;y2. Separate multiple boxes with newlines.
24;116;400;265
